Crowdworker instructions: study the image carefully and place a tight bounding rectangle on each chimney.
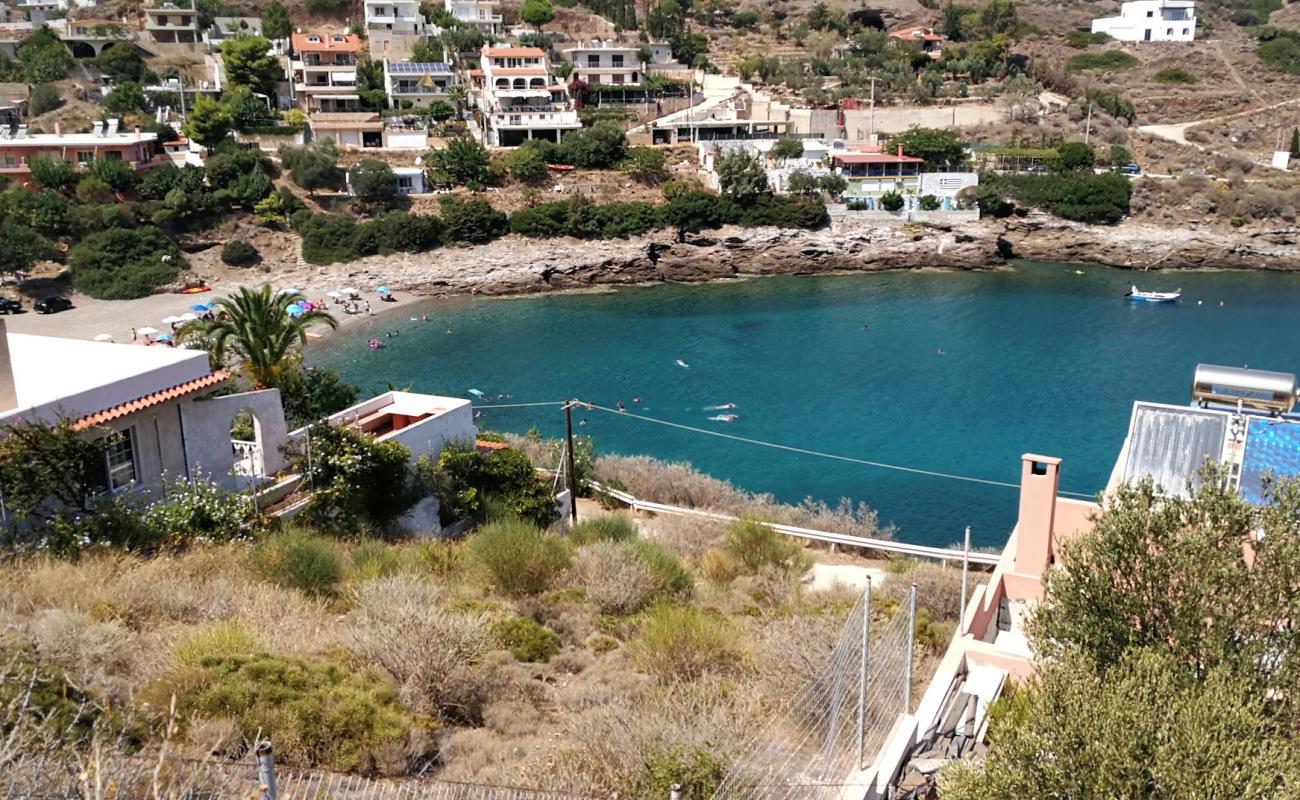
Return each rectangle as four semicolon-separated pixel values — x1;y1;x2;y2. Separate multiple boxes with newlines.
0;319;17;413
897;144;903;157
1013;454;1061;578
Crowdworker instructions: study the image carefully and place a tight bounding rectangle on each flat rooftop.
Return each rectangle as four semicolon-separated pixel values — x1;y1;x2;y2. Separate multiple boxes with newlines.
3;333;211;422
1115;400;1300;503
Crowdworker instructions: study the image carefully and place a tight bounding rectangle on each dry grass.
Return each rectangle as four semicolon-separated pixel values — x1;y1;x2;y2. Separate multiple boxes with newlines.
574;542;655;615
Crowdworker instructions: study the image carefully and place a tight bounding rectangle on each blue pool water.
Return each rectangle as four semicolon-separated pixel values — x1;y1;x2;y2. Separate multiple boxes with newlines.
310;262;1300;548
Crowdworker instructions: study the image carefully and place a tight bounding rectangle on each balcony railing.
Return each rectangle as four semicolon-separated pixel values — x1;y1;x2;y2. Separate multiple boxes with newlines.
392;85;452;95
493;103;568;113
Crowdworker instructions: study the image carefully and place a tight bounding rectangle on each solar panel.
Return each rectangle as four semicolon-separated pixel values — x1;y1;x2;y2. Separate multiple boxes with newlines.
1122;403;1228;498
1239;418;1300;504
387;61;452;73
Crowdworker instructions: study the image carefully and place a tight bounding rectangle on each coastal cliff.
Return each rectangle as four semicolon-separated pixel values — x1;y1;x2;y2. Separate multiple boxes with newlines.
279;216;1300;300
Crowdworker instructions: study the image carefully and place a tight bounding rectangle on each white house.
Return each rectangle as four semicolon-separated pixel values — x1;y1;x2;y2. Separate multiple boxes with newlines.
445;0;500;34
365;0;427;34
476;45;581;146
1091;0;1195;42
322;391;475;460
384;58;457;108
561;40;646;87
0;320;288;495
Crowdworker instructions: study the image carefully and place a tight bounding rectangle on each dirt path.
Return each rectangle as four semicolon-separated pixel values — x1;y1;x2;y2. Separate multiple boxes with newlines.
1138;95;1300;147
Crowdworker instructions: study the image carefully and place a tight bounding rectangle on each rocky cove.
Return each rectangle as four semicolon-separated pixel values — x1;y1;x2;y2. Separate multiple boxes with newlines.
265;215;1300;300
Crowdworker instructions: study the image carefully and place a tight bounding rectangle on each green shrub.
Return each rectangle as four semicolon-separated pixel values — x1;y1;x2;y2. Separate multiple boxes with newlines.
142;475;255;543
568;513;637;545
619;746;728;800
291;423;421;533
629;604;748;680
1257;27;1300;75
429;446;558;527
352;212;444;256
494;616;562;662
349;540;407;582
719;517;811;575
299;213;360;265
167;653;425;773
627;538;694;600
438;195;510;244
466;519;572;596
879;191;905;212
67;228;183;300
1063;31;1111;48
172;621;260;667
1153;66;1197;85
919;194;941;211
987;171;1131;224
27;83;61;116
220;240;260;267
250;528;345;597
586;632;620;654
1067;50;1139;72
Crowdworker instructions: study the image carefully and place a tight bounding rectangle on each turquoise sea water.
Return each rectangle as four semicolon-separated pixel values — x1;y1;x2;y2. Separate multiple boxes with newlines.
310;262;1300;548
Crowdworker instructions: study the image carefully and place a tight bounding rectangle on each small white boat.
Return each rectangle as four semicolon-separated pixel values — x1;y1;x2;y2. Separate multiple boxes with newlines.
1127;285;1181;303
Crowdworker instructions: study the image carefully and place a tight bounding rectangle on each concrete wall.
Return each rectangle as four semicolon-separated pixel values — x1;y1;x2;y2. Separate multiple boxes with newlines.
383;401;476;461
182;389;289;490
384;130;428;149
829;206;981;224
792;104;1006;140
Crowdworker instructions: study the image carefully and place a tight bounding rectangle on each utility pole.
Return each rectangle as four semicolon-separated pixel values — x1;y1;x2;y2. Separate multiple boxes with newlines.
1083;101;1093;146
903;583;916;714
855;577;871;769
959;525;971;623
868;76;876;141
564;400;578;524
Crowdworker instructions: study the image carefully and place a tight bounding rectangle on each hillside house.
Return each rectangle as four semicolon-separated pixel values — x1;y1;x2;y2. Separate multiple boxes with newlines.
445;0;500;33
0;120;160;180
384;59;456;108
144;0;200;44
290;32;362;113
476;45;580;146
888;26;945;59
1091;0;1196;41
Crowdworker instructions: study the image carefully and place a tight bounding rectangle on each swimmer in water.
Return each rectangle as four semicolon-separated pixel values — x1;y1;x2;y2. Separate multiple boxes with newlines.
579;419;588;426
616;401;626;412
632;396;641;404
676;359;690;369
937;348;945;355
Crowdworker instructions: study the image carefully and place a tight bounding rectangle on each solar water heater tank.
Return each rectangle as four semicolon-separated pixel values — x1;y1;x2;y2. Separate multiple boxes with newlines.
1191;364;1298;414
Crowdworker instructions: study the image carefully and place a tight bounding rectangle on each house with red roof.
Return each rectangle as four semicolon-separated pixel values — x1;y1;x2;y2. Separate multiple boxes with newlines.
888;26;946;59
477;45;581;146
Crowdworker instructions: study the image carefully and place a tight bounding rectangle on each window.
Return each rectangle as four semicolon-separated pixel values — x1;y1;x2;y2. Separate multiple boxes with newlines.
104;150;123;160
77;151;93;163
587;54;600;67
1183;27;1189;34
1166;27;1173;34
611;54;624;67
1146;10;1153;16
105;429;137;492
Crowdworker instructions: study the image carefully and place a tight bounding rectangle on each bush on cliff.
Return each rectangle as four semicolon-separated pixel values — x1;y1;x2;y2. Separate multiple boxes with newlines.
67;228;183;299
985;172;1131;224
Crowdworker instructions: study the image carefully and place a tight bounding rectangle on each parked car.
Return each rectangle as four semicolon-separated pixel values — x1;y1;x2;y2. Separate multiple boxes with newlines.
0;298;21;315
1025;165;1050;174
34;296;72;314
1116;162;1141;174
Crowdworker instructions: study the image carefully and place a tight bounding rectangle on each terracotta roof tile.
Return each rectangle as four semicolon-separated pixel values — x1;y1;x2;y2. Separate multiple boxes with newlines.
73;371;229;431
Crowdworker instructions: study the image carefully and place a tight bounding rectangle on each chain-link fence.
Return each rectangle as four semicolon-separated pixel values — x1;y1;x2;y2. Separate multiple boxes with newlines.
710;582;916;800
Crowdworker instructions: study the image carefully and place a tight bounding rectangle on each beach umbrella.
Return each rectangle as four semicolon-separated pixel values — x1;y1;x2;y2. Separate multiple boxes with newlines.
341;287;359;296
161;315;182;325
327;291;342;299
155;333;174;342
137;326;160;337
377;286;391;294
190;304;211;312
467;388;485;399
179;312;199;322
93;334;114;342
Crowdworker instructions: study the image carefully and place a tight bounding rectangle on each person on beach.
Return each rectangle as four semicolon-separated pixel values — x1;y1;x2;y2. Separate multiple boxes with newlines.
365;301;372;315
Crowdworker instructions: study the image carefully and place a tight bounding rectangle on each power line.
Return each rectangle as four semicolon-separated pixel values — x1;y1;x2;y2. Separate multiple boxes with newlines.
573;401;1099;500
471;401;569;410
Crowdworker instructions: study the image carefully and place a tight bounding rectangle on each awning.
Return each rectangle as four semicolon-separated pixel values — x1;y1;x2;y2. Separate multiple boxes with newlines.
334;71;357;82
326;93;360;100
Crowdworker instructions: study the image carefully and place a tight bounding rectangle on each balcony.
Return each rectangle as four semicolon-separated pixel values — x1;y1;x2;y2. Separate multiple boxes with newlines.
291;58;356;70
392;84;452;95
490;110;580;128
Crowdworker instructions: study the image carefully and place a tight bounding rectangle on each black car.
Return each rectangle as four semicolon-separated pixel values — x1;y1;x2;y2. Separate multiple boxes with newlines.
34;296;72;314
0;298;20;315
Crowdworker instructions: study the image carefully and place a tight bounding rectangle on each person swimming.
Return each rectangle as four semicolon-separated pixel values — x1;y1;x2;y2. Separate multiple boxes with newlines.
704;403;736;410
676;359;690;369
616;401;626;412
708;414;738;423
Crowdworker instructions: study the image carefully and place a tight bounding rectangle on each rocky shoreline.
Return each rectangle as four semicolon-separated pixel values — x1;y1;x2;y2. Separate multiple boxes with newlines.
276;215;1300;300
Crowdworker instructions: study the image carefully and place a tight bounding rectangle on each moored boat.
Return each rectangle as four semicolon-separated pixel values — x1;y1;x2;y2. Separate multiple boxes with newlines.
1127;286;1181;303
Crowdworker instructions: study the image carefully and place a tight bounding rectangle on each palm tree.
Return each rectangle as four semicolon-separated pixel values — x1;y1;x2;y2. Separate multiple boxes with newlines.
202;284;337;388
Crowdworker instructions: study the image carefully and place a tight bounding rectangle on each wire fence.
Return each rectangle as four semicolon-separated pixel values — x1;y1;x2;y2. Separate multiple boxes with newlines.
710;583;916;800
0;750;602;800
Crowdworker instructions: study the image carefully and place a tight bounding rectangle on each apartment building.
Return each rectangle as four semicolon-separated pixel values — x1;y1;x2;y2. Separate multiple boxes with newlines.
561;40;645;86
384;59;456;108
475;45;580;146
445;0;501;34
0;119;160;179
290;32;362;113
144;0;199;44
365;0;427;33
